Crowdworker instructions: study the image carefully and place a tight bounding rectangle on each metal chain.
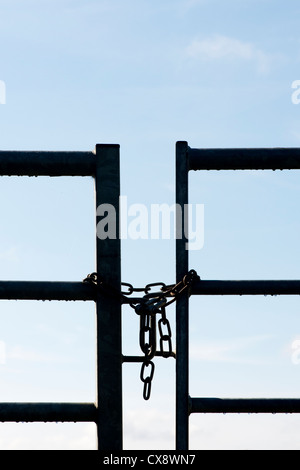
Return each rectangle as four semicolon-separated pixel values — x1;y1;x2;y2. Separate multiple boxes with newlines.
83;269;200;400
136;302;157;400
134;298;174;400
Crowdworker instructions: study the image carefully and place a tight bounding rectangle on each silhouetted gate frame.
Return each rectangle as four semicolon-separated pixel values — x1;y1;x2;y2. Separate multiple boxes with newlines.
0;144;122;450
176;141;300;450
2;142;300;450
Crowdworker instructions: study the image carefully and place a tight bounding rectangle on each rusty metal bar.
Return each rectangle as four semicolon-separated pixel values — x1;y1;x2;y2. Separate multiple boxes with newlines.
0;403;97;422
176;141;190;450
0;150;96;176
190;398;300;414
191;280;300;296
0;281;96;301
188;147;300;171
95;144;122;450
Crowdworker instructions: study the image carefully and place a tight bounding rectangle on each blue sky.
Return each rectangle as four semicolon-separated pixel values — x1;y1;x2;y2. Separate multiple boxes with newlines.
0;0;300;449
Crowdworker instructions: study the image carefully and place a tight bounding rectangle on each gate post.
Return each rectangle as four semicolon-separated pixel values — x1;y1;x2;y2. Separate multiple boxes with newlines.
95;144;122;450
175;141;190;450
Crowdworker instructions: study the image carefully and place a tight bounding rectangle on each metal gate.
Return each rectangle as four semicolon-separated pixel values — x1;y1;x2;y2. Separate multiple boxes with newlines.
0;144;122;450
175;141;300;450
1;141;300;450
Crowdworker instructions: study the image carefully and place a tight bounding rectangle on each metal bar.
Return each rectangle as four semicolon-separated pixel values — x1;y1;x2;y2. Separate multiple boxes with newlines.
177;141;300;450
176;141;190;450
190;398;300;414
0;281;96;301
188;146;300;171
95;144;122;450
191;280;300;296
122;351;176;363
0;150;96;176
122;355;145;363
0;402;97;422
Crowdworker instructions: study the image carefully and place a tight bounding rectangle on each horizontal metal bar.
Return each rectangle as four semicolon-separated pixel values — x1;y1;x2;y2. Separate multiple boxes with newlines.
188;146;300;171
0;150;96;176
0;402;97;422
122;351;176;363
122;355;145;363
5;279;298;301
191;280;300;296
190;397;300;414
0;281;96;301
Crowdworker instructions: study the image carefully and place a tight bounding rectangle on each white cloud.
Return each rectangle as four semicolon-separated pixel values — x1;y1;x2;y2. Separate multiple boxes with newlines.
7;345;70;364
189;413;300;450
186;34;270;74
0;246;19;263
183;0;208;8
189;334;275;364
0;422;96;450
124;408;174;449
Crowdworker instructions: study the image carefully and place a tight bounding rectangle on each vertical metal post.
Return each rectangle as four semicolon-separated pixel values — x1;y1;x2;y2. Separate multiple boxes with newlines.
175;141;189;450
95;144;122;450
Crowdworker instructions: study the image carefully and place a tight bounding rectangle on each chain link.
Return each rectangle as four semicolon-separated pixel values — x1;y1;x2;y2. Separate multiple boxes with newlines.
140;360;155;400
83;269;200;400
158;311;172;358
139;306;156;360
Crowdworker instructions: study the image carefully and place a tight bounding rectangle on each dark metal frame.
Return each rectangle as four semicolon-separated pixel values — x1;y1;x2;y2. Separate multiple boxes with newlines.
0;144;122;450
175;141;300;450
2;141;300;450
